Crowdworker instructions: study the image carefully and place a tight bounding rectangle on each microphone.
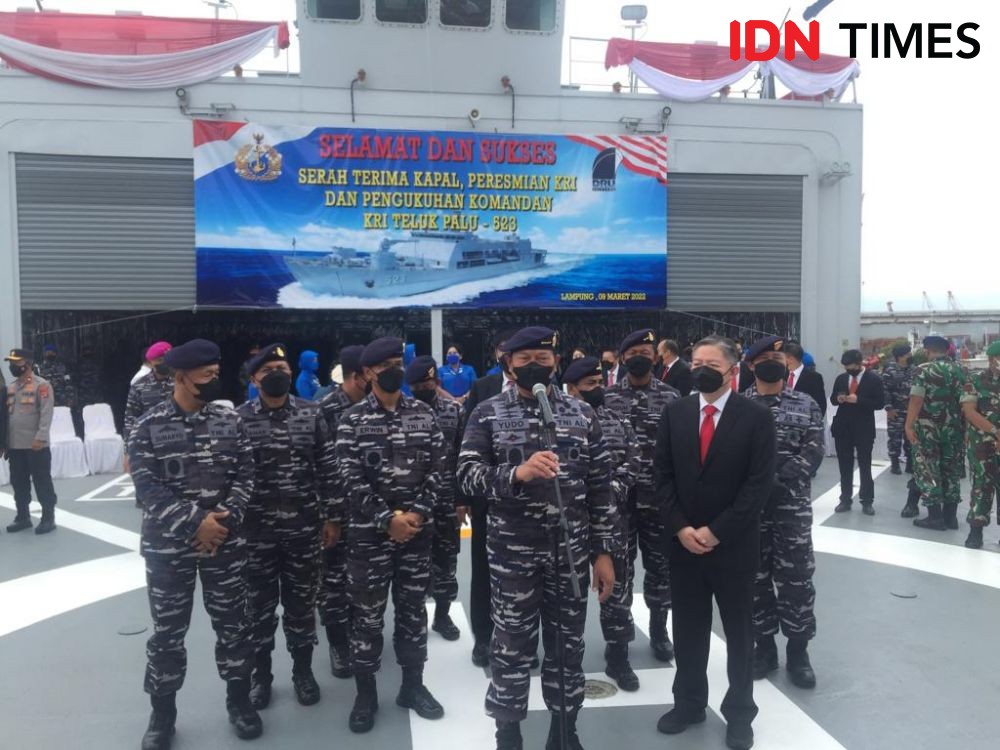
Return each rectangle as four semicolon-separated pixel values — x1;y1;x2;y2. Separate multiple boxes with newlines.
532;382;556;427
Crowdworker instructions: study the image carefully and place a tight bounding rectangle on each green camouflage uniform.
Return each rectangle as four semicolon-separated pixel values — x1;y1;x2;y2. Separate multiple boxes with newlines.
909;358;967;507
962;366;1000;526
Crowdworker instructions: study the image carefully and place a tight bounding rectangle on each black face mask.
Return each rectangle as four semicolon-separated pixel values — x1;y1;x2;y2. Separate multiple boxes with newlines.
154;363;172;378
691;366;726;394
44;354;56;362
513;362;553;391
624;355;653;377
844;367;862;376
191;377;223;404
376;367;405;394
601;361;615;373
9;363;26;378
754;360;787;384
411;387;436;405
260;370;291;398
580;386;605;409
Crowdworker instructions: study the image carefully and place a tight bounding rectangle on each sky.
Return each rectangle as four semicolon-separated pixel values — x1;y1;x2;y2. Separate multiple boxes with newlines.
11;0;1000;311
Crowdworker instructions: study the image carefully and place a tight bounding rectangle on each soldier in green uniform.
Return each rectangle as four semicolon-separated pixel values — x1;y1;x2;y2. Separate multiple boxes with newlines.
905;336;968;531
960;341;1000;548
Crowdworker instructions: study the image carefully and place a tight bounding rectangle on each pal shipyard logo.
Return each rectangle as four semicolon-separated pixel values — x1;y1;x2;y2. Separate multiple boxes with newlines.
592;147;621;192
235;132;283;182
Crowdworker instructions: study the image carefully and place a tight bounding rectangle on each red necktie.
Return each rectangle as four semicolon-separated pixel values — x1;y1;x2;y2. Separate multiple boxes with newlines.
849;375;858;395
787;371;796;389
700;404;718;463
661;363;670;382
730;367;739;393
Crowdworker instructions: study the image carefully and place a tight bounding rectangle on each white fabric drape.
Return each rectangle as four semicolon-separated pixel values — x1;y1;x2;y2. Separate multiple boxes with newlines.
50;406;90;479
628;57;755;102
762;57;860;98
83;404;124;475
0;25;278;89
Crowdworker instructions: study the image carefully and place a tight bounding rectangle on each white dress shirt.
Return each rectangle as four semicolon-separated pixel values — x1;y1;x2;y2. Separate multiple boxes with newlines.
789;363;804;387
698;388;732;429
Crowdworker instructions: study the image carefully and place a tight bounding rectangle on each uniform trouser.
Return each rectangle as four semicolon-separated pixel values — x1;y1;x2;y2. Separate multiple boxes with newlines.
7;448;58;515
348;525;432;675
967;439;1000;527
600;508;636;645
320;533;351;642
834;433;874;503
469;498;493;645
143;543;253;696
247;530;321;656
670;543;757;727
431;506;460;603
486;532;590;722
632;494;672;616
912;422;963;507
886;413;912;463
753;498;817;640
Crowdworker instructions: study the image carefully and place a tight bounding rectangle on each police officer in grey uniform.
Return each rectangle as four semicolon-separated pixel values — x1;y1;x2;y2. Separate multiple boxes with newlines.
336;337;447;733
237;343;340;710
882;343;916;475
317;344;366;679
405;355;468;641
458;326;617;750
744;336;824;689
605;328;681;663
125;342;175;450
128;339;259;749
563;356;642;692
4;348;58;535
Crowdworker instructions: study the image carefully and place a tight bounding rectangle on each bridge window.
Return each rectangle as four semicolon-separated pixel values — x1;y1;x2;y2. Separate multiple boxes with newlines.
307;0;362;20
376;0;428;24
505;0;556;32
441;0;491;27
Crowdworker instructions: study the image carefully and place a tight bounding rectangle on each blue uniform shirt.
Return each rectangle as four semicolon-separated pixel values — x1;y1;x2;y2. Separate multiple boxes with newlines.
439;363;478;398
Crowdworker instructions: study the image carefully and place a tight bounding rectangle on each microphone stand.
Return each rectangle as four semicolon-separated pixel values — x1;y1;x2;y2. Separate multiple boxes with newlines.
532;383;581;750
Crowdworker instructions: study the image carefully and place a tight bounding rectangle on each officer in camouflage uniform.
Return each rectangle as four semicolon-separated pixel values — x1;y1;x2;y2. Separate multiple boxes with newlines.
458;326;617;750
38;344;75;408
75;344;103;409
405;355;467;641
907;335;968;531
317;344;366;679
882;343;916;475
236;343;340;710
743;336;824;690
605;328;681;663
337;337;446;733
124;342;175;450
960;341;1000;548
563;356;641;693
128;339;260;749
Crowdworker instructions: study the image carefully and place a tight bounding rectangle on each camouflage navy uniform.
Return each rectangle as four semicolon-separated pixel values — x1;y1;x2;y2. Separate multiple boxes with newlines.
125;372;175;449
962;365;1000;527
336;392;445;675
910;357;967;509
458;386;616;722
38;358;75;408
746;385;825;641
237;394;339;665
426;394;464;605
76;356;103;408
881;360;915;465
128;399;255;697
605;376;680;629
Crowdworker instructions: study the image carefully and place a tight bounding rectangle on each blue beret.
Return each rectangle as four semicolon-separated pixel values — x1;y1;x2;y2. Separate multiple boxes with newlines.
246;343;288;376
502;326;558;354
164;338;221;370
562;356;603;384
406;355;438;385
619;328;656;354
802;352;815;367
892;343;912;359
339;345;365;376
360;336;404;368
43;344;57;353
745;335;784;362
923;335;949;350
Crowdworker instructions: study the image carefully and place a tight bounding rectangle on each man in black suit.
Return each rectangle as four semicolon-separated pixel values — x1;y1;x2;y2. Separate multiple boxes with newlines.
784;341;827;417
654;336;776;750
657;339;693;396
830;349;885;515
602;348;623;388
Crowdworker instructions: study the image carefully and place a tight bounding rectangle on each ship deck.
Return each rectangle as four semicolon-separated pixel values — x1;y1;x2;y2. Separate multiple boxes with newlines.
1;458;998;750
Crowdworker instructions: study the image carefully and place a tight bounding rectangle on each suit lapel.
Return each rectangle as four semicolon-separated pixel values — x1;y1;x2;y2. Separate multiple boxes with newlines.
700;396;742;473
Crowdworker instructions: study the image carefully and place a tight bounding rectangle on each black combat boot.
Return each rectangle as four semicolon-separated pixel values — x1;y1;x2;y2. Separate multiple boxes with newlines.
914;504;947;530
472;640;490;667
604;642;639;692
752;635;778;680
900;483;921;518
785;638;816;689
291;647;320;706
649;612;674;663
860;501;875;516
890;457;902;475
432;600;461;641
226;679;263;740
349;674;378;733
249;652;272;710
325;624;352;679
905;456;913;474
942;503;959;530
545;710;585;750
965;526;984;549
496;720;523;750
6;513;32;533
141;693;176;750
396;665;444;719
35;508;56;535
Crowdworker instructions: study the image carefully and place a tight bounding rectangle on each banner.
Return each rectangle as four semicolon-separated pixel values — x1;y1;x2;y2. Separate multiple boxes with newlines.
194;122;667;309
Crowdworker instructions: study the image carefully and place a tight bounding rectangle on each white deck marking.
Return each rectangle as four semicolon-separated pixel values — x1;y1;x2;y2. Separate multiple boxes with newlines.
812;461;891;524
71;473;132;502
0;491;141;551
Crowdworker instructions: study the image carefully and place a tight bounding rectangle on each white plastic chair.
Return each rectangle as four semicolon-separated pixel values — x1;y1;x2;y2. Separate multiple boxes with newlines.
49;405;90;478
83;403;124;475
0;458;9;486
